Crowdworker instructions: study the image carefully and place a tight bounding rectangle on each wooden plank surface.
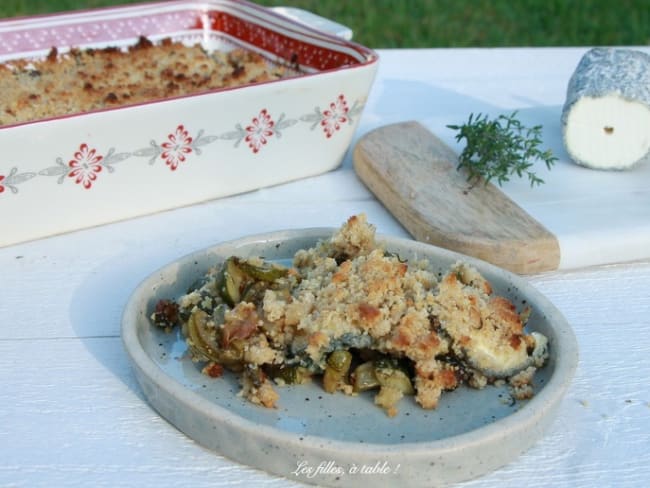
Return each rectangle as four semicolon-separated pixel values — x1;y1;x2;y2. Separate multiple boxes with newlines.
353;121;561;274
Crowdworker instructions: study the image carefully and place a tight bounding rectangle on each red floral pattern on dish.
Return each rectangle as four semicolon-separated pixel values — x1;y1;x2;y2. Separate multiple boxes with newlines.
161;125;193;170
21;95;366;193
0;175;5;194
0;8;367;70
203;11;361;71
321;95;349;138
68;144;103;189
245;109;275;153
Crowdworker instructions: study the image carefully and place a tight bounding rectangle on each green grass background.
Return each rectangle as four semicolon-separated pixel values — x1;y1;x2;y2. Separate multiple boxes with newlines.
1;0;648;48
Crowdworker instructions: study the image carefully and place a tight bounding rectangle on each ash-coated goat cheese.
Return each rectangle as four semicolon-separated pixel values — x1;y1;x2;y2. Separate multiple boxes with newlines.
561;47;650;170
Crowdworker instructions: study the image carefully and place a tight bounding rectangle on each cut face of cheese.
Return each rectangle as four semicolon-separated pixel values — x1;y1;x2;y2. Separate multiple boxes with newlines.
564;94;650;170
562;47;650;170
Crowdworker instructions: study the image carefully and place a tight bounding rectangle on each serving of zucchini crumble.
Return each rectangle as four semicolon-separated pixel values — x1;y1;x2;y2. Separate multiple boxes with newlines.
151;214;548;417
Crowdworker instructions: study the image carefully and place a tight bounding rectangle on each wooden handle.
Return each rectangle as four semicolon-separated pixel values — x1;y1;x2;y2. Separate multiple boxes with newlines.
353;121;561;274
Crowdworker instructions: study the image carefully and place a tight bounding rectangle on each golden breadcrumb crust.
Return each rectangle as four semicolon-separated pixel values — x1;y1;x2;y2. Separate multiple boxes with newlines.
160;214;548;415
0;36;293;126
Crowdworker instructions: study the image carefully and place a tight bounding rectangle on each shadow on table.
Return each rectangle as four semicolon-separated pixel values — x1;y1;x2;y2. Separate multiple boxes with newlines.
68;246;159;399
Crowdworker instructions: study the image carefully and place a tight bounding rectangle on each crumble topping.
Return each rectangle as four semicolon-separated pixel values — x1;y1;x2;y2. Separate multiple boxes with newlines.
0;36;296;126
152;214;548;416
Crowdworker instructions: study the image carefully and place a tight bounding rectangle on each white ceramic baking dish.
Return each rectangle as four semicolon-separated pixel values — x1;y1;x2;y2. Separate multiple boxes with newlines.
0;1;378;247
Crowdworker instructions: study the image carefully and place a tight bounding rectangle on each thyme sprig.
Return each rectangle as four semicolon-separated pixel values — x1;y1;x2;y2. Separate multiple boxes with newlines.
447;111;557;188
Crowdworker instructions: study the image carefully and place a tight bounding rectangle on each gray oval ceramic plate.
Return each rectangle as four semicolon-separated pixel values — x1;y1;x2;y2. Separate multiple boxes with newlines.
121;229;579;488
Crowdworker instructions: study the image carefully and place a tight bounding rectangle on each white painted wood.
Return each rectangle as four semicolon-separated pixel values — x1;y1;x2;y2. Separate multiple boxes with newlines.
2;47;650;488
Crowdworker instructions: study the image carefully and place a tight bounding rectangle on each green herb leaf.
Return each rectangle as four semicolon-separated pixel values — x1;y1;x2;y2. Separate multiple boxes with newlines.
447;111;557;188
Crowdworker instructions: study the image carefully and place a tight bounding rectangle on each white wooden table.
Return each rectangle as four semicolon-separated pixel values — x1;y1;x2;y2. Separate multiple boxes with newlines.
2;47;650;487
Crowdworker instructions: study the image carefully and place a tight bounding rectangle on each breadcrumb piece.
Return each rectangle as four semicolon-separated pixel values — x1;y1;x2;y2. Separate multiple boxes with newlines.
508;366;537;400
375;386;403;417
239;371;280;408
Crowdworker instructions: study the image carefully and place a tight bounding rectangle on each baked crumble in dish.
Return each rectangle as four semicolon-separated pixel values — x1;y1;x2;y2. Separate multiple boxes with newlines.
152;215;548;417
0;36;294;126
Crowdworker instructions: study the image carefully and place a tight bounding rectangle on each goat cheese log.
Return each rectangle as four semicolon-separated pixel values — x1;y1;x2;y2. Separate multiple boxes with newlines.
561;47;650;170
